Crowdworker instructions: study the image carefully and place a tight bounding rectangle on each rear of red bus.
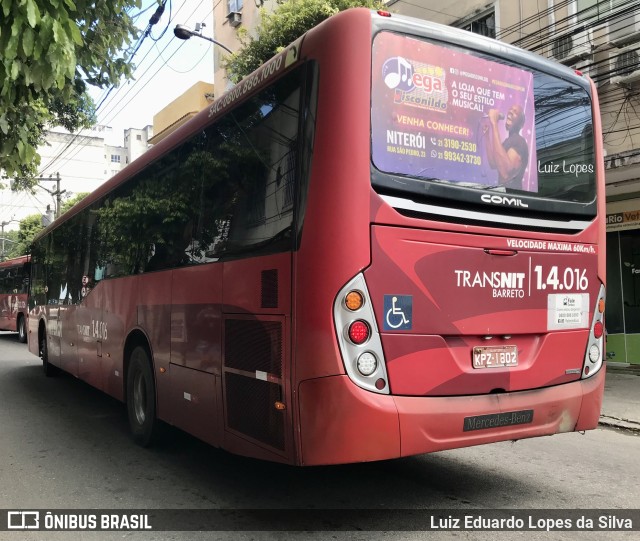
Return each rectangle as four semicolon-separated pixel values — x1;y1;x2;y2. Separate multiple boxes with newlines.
0;255;30;343
294;10;605;465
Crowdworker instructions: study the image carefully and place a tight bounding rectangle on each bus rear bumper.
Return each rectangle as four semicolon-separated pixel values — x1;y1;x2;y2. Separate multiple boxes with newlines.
298;368;605;466
396;367;605;458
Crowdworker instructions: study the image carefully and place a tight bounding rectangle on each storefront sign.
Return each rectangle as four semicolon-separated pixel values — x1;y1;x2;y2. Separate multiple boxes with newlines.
606;210;640;232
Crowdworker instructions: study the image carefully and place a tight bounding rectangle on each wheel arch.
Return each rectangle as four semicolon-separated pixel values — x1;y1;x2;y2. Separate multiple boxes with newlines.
123;328;161;446
122;329;155;399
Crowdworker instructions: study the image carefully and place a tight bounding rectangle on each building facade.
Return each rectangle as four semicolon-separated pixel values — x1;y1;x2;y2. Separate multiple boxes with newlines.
212;0;272;90
149;81;215;145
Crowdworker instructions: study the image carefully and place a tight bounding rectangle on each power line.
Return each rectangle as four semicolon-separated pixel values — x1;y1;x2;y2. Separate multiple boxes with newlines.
41;0;209;176
39;0;174;177
96;0;207;123
49;0;212;175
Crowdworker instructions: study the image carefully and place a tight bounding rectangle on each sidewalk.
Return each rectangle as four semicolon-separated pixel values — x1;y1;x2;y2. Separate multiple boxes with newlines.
599;363;640;433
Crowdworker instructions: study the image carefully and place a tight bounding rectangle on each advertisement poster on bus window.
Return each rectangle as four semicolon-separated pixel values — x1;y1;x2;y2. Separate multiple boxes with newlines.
371;31;538;192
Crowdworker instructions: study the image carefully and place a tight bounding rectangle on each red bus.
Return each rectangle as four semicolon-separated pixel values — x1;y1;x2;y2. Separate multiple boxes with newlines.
28;8;606;465
0;255;30;343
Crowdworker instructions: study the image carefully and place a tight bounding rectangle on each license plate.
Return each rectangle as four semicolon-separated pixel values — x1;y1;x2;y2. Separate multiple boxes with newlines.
473;345;518;369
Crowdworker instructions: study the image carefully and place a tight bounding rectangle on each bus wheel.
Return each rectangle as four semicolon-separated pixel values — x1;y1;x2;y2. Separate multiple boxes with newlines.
18;316;27;343
126;346;158;447
40;332;57;377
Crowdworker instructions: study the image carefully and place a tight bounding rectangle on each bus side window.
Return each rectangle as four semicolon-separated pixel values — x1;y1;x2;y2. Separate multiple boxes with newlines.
21;265;30;294
0;268;7;294
94;266;105;281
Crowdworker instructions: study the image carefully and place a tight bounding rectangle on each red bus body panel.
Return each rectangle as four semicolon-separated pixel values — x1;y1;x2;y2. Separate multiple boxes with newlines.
365;225;600;395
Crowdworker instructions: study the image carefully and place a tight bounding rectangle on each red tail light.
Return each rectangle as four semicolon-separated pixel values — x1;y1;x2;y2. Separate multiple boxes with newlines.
348;321;370;344
593;321;604;339
335;274;390;394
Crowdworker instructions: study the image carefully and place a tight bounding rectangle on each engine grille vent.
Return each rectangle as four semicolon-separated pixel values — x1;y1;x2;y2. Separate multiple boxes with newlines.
225;372;284;450
223;318;285;451
224;319;282;377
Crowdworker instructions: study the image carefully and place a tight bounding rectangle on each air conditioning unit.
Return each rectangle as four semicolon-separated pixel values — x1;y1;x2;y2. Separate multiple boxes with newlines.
610;45;640;86
609;5;640;46
551;28;594;65
227;11;242;28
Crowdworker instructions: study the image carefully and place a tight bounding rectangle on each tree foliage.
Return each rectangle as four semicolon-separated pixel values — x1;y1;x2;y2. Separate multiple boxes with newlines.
0;228;19;259
60;191;90;215
224;0;384;83
5;214;43;257
2;192;89;258
0;0;142;189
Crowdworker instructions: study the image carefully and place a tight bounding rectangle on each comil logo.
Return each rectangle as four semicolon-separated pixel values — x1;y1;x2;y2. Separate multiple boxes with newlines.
481;194;529;208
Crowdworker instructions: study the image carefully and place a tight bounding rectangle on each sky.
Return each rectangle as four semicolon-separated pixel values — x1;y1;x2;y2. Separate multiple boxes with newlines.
0;0;215;231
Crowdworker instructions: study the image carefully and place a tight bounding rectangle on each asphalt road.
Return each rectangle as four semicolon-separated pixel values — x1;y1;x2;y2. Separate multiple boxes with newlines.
0;331;638;541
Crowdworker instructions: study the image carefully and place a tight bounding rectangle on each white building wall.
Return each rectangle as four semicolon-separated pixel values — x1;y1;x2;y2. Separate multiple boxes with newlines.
39;128;109;195
124;125;154;165
1;124;153;229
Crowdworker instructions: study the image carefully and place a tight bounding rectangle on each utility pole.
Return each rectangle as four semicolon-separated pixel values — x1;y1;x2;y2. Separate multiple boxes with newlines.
37;172;65;218
0;218;18;260
1;220;6;260
6;172;66;219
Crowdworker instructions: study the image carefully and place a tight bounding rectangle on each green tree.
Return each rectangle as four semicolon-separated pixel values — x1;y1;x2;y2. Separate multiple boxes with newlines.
0;0;142;188
0;191;89;258
224;0;384;83
0;228;19;259
7;214;44;257
60;192;90;215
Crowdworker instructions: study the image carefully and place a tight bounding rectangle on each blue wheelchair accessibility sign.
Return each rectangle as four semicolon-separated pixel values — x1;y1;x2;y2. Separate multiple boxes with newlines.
383;295;412;331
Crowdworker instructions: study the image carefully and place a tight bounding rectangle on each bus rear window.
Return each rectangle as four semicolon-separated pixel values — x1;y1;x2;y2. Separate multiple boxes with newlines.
371;31;595;205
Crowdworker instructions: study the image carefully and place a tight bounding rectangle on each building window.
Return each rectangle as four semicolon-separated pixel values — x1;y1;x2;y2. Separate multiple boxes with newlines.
111;154;121;163
137;134;142;141
228;0;242;13
459;11;496;38
577;0;616;23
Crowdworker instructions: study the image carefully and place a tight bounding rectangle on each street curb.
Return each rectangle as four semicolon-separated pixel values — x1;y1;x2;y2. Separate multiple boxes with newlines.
606;363;640;376
599;416;640;434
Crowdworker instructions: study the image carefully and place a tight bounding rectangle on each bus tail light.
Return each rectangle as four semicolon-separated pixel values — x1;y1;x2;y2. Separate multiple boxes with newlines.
345;290;364;311
334;274;389;394
357;352;378;376
582;284;606;379
593;321;603;339
348;321;370;344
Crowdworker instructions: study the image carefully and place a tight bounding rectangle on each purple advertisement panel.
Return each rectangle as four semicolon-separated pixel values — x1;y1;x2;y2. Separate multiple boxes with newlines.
372;32;538;192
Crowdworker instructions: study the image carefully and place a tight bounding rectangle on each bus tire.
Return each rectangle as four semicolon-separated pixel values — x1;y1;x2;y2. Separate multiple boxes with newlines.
40;331;58;377
126;346;158;447
17;316;27;343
